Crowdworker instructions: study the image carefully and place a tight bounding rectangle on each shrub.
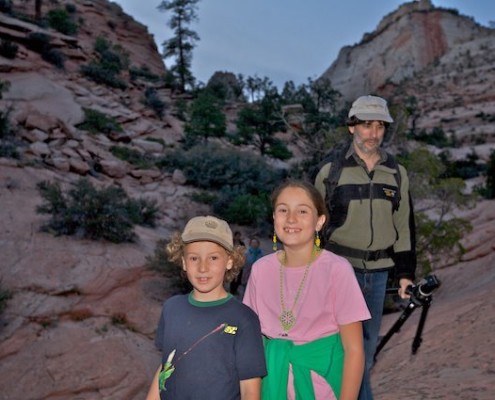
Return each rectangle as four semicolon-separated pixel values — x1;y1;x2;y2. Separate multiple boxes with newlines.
143;87;166;119
80;63;127;89
477;150;495;199
110;145;156;169
65;3;77;13
26;32;51;54
26;32;65;69
76;108;123;135
410;127;452;148
80;37;129;89
0;106;19;159
217;193;271;226
158;144;284;191
47;8;78;35
36;179;159;243
157;144;286;226
0;142;19;159
0;0;12;14
173;98;188;121
0;106;13;139
190;191;216;205
0;283;12;315
265;137;293;160
125;197;159;227
438;150;484;180
0;39;18;59
41;48;65;69
146;239;192;294
129;65;160;83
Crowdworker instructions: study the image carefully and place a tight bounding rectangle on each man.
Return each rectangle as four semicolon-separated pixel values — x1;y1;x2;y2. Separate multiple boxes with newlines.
314;95;416;400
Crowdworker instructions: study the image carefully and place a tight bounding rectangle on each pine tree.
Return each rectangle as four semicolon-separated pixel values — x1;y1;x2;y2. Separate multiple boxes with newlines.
158;0;200;93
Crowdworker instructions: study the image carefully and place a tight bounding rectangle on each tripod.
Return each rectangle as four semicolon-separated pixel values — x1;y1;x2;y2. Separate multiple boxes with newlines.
374;289;432;360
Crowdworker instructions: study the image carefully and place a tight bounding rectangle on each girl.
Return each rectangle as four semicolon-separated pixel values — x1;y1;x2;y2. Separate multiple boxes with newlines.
243;181;370;399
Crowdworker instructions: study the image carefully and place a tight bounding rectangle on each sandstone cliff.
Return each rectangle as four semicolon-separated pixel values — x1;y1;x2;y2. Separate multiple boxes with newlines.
0;1;202;398
320;0;493;103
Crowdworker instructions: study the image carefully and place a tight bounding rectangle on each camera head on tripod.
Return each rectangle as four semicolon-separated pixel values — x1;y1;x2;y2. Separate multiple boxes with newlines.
406;274;441;306
377;274;442;358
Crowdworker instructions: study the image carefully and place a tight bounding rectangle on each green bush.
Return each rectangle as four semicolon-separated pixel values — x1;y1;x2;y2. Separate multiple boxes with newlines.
80;37;129;89
0;39;18;59
0;106;19;159
173;98;188;121
477;150;495;199
80;63;127;89
0;106;13;139
26;32;51;53
265;137;293;160
94;37;129;73
36;179;159;243
146;239;192;294
0;0;12;13
217;193;271;226
42;48;65;70
26;32;65;69
76;108;123;135
158;144;284;191
0;283;12;315
125;198;159;227
157;144;286;225
0;142;19;159
143;87;166;119
110;145;156;169
409;127;454;148
439;150;485;180
190;191;217;205
129;65;160;83
47;8;78;35
65;3;77;13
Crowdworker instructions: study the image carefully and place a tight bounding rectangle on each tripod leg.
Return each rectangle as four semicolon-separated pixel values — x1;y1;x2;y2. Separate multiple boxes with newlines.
374;300;418;360
411;298;431;354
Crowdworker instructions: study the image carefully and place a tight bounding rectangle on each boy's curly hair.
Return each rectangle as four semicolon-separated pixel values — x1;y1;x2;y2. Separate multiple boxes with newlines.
166;233;245;283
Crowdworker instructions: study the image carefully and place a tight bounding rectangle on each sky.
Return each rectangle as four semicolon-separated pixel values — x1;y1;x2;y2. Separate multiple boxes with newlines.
113;0;495;89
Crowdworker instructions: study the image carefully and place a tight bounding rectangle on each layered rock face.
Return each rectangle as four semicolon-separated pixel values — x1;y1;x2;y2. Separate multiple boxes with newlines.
320;0;492;102
0;1;200;399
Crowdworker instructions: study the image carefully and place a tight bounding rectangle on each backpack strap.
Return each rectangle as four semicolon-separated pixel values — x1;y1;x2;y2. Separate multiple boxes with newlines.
382;153;402;211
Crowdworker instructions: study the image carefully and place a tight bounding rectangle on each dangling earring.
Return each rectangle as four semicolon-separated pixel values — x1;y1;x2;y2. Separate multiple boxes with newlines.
315;231;321;251
272;232;278;251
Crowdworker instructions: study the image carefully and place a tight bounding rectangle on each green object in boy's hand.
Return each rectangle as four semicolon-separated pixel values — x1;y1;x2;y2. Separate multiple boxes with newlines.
159;349;176;392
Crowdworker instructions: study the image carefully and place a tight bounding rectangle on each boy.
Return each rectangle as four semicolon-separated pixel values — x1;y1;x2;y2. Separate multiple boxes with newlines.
146;216;266;400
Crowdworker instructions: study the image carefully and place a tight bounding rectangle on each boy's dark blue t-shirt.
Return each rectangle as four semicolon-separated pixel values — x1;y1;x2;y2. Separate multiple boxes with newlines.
155;293;266;400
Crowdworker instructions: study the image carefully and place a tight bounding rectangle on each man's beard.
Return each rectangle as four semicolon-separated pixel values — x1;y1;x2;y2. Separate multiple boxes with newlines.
354;135;382;156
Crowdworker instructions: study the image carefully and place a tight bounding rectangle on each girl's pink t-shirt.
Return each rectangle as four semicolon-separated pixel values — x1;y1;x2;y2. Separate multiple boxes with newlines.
243;249;371;399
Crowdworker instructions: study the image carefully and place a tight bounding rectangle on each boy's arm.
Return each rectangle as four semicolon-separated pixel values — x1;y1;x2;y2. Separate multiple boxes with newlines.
339;321;365;400
240;377;261;400
145;365;161;400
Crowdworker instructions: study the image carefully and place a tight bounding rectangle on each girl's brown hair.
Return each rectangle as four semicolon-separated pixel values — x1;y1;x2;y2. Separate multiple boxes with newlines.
271;179;328;224
166;233;245;283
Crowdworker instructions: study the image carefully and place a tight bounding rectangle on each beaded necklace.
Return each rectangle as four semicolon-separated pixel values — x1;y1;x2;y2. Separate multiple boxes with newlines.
278;249;316;333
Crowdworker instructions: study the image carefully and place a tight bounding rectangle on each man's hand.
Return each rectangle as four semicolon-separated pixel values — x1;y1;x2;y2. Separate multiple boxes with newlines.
398;278;414;299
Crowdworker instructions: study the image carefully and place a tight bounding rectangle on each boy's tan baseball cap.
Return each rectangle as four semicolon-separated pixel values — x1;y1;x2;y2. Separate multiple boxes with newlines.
348;95;394;123
181;216;234;251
